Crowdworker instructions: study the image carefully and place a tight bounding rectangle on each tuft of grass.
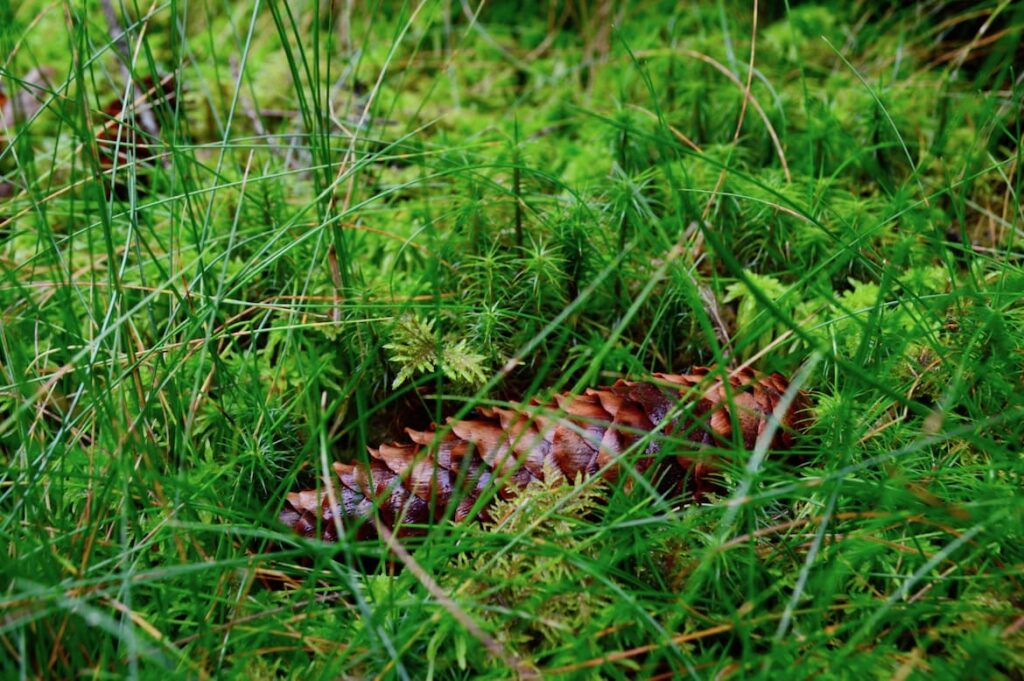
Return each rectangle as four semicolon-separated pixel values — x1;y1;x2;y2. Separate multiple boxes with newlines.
1;1;1022;678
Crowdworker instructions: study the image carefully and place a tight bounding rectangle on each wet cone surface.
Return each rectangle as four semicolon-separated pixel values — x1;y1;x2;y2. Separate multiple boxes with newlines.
280;366;812;543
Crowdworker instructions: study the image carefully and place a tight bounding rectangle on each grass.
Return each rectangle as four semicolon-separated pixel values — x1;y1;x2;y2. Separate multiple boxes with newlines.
1;0;1023;678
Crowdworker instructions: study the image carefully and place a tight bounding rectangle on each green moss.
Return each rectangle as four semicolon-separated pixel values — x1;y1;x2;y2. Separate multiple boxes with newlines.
2;0;1022;677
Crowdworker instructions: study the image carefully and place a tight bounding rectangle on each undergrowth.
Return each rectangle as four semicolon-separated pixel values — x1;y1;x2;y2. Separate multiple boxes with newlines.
1;0;1022;678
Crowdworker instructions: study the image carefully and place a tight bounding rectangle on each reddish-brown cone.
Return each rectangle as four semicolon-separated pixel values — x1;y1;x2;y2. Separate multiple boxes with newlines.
94;75;177;196
280;366;812;543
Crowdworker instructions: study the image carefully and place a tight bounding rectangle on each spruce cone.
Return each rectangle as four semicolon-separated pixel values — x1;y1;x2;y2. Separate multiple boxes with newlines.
280;366;812;543
95;75;177;196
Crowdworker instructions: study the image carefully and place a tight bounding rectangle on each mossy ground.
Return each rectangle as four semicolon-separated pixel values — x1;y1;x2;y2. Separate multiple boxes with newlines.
1;1;1022;678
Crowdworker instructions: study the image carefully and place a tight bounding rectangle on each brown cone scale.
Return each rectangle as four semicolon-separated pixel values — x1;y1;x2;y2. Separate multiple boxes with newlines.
280;366;812;543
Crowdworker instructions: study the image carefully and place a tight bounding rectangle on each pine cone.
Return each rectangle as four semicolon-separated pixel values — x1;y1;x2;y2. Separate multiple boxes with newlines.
95;75;177;196
280;366;812;543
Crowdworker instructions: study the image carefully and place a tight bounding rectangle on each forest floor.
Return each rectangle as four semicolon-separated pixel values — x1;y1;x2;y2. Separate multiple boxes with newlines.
1;1;1023;678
